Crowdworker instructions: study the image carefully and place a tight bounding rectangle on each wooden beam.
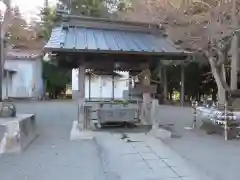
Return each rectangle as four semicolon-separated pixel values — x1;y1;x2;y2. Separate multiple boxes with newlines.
49;49;188;60
56;52;187;72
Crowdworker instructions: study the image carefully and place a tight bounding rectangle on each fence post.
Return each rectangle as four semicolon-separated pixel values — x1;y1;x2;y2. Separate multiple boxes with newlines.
224;103;228;141
192;101;198;129
83;106;87;130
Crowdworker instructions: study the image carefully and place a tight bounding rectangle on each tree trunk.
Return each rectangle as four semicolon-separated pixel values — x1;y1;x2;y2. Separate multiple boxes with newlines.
212;91;217;102
230;34;238;90
209;57;226;105
231;0;238;90
180;63;185;106
169;91;173;101
163;67;168;101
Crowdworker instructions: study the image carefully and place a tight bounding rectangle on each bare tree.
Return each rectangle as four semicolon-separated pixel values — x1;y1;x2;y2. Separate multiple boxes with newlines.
124;0;240;104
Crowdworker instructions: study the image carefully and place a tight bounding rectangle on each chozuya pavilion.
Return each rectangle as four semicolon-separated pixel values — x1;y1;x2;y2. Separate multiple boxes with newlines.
44;13;188;132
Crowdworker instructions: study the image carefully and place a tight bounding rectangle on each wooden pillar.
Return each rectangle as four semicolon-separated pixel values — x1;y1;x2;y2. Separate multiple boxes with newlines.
157;62;162;103
112;74;114;100
100;77;103;101
77;64;85;127
88;74;91;100
6;71;9;99
129;75;132;100
180;63;185;107
78;65;85;99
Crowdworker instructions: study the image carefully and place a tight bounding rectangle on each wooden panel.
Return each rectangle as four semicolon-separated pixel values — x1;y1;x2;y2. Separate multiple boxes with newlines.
131;84;157;94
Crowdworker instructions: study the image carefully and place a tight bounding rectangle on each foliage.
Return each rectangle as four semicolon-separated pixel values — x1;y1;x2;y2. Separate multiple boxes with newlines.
7;7;28;44
39;0;131;98
184;62;217;99
38;7;58;40
5;6;44;50
125;0;235;54
70;0;109;17
37;6;70;98
121;0;240;103
42;61;71;98
59;0;132;17
166;65;181;93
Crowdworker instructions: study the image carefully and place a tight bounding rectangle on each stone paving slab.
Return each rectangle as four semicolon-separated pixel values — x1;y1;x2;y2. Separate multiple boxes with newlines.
95;132;209;180
0;138;105;180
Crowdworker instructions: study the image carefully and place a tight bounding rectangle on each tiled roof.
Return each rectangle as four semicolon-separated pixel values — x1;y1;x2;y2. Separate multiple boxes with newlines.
45;26;182;54
44;16;186;55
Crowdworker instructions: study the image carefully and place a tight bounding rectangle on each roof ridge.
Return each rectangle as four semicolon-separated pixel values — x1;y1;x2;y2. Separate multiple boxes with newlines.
59;14;160;29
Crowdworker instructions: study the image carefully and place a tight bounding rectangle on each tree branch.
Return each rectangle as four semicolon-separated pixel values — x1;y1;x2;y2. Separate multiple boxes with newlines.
1;8;14;38
215;48;225;67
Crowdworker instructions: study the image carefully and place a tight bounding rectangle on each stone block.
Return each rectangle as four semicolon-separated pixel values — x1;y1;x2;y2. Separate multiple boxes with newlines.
0;114;38;154
70;120;94;141
148;128;172;139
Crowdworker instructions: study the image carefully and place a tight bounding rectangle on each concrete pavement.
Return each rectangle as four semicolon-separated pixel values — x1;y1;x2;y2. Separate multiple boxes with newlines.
156;105;240;180
0;101;104;180
0;101;222;180
95;132;211;180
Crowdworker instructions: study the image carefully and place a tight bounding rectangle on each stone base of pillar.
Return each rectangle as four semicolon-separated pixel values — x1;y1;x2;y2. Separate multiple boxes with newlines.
148;128;172;139
70;120;94;140
72;90;83;100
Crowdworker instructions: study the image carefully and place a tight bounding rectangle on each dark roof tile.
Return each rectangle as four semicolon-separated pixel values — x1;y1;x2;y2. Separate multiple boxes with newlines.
45;26;183;54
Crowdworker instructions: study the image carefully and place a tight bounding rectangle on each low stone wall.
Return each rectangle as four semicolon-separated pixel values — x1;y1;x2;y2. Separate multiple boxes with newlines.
0;114;38;154
0;126;6;146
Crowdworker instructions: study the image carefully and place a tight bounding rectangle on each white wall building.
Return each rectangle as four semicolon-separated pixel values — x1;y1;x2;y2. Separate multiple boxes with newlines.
2;49;44;99
72;69;129;100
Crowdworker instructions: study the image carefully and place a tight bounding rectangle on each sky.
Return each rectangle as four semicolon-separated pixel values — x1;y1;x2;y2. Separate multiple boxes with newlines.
11;0;57;22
